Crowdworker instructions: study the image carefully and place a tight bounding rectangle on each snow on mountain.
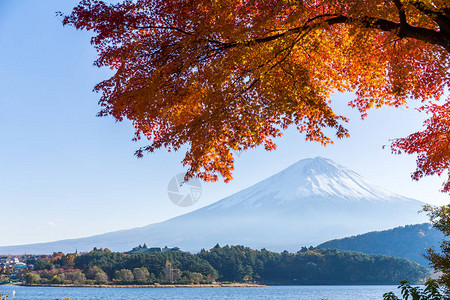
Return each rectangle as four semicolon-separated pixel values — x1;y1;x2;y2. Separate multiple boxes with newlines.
207;157;408;209
0;157;428;254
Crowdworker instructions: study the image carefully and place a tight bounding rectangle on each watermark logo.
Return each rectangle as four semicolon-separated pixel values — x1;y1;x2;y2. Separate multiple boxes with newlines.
232;149;243;158
167;173;202;207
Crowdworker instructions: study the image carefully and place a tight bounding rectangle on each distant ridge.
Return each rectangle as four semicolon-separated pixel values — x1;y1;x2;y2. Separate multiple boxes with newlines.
318;223;442;266
0;157;428;254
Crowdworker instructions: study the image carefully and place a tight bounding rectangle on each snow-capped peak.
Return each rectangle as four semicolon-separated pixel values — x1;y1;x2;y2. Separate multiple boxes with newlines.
209;157;414;209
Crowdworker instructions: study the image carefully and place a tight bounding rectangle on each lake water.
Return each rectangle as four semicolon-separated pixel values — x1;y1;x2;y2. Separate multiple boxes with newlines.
0;285;402;300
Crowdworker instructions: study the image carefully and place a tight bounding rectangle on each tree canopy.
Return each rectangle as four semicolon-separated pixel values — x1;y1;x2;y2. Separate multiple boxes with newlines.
25;245;429;285
63;0;450;186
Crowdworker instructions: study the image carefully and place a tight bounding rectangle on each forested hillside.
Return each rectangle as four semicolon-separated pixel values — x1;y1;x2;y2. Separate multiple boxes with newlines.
317;223;442;266
199;245;429;284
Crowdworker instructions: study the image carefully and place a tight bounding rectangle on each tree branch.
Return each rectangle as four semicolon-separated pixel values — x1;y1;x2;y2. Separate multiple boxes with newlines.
393;0;408;36
136;13;450;52
238;15;449;51
407;0;450;34
342;15;449;51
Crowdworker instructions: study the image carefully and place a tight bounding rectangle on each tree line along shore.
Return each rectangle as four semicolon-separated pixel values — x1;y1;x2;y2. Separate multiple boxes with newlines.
2;244;428;286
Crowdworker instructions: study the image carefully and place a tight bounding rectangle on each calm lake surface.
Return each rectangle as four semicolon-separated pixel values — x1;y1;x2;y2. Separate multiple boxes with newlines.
0;285;402;300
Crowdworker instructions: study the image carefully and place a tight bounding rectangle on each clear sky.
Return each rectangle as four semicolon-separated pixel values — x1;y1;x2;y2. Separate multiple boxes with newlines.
0;0;448;247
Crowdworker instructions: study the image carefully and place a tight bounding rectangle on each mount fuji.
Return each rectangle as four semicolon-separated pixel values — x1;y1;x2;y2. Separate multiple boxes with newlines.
0;157;428;254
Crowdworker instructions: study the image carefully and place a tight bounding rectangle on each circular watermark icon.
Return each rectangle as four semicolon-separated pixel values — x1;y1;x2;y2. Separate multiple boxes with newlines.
167;173;202;207
231;149;243;158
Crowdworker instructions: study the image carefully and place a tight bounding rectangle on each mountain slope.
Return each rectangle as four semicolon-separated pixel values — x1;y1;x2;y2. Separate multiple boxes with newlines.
317;223;443;266
0;157;428;254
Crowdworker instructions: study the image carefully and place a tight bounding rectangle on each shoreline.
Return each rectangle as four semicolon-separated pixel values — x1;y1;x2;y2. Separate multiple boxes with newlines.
17;283;265;288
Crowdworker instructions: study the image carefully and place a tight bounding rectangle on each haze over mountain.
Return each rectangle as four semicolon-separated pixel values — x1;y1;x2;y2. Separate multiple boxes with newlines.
0;157;428;254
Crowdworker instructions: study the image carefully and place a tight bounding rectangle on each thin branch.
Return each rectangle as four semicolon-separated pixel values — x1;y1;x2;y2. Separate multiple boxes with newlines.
135;25;193;35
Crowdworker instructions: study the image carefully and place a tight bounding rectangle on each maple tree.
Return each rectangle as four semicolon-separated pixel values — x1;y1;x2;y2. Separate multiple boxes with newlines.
63;0;450;185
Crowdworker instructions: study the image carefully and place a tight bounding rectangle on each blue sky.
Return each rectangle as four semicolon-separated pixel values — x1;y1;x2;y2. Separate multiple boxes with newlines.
0;0;448;247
